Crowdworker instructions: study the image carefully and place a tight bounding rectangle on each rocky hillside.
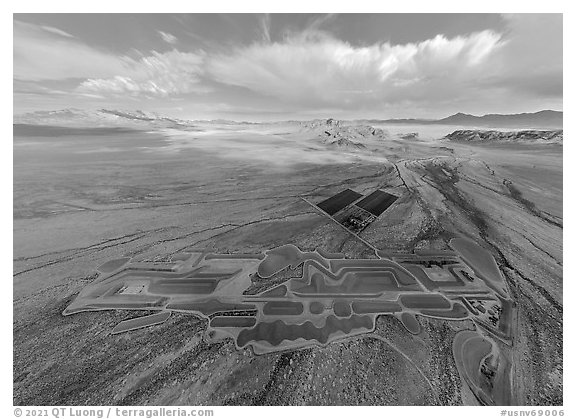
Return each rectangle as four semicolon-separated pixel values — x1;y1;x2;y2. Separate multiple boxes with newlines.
445;129;563;144
302;118;389;149
13;108;196;130
399;132;419;140
325;137;367;150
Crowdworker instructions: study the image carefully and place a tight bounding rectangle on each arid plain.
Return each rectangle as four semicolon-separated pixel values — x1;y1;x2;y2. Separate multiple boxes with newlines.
13;113;562;405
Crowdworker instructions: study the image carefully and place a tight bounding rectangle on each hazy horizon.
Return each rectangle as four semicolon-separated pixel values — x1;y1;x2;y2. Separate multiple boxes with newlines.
13;107;563;126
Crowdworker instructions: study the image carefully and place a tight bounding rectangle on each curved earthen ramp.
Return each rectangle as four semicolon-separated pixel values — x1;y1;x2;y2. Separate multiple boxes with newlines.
450;238;508;298
257;244;304;278
166;299;256;315
399;312;421;334
111;311;171;334
452;330;512;405
97;257;131;274
419;301;469;319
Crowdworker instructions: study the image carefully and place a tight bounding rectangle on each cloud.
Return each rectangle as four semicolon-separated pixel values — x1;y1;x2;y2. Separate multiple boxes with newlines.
158;30;178;45
486;14;562;96
78;50;207;97
203;14;561;114
305;14;337;32
14;14;562;115
41;25;75;38
15;20;208;98
14;20;134;81
206;30;505;108
259;14;271;43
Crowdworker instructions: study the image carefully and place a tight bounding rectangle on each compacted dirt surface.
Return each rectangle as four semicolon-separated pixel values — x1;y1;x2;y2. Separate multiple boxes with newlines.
13;120;562;405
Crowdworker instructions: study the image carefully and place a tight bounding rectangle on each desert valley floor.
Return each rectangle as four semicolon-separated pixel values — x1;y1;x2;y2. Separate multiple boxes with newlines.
13;116;562;406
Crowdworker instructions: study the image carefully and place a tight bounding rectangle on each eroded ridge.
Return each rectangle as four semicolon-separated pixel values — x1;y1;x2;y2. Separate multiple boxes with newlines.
64;239;515;404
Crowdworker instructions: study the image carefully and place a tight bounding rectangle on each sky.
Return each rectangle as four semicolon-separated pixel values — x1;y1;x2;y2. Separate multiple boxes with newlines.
13;13;563;121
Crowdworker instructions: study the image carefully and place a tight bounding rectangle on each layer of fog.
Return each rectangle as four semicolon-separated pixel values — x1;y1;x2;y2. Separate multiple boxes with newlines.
145;128;391;169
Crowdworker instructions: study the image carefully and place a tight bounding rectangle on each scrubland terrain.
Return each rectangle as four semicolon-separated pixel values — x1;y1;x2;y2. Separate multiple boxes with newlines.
13;113;562;405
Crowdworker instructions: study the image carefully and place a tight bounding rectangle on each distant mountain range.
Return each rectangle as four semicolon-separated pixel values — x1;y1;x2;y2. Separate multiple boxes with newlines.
13;108;256;129
14;108;187;127
369;110;562;129
14;108;563;130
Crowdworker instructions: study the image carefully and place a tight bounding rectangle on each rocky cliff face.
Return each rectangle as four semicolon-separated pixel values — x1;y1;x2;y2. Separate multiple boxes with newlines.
445;130;563;144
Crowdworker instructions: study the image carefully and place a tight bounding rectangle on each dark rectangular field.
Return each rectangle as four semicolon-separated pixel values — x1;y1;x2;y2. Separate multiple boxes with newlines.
317;188;362;215
355;189;398;216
